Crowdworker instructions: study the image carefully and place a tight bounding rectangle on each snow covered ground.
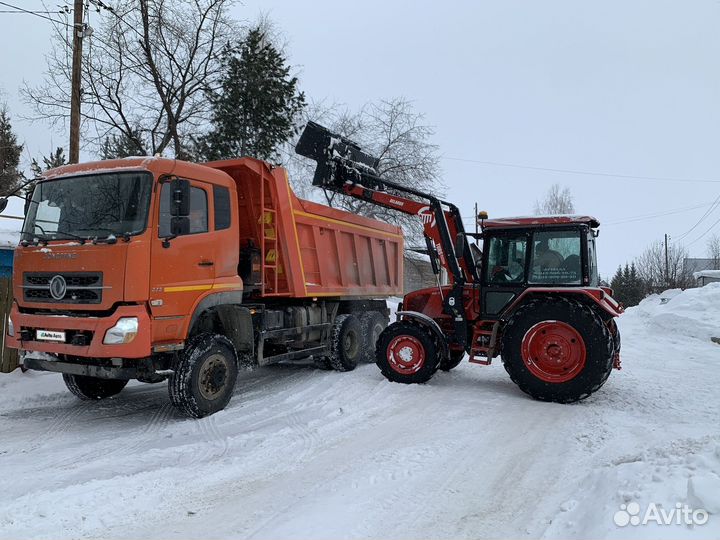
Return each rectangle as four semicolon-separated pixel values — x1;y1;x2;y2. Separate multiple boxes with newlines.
1;287;719;539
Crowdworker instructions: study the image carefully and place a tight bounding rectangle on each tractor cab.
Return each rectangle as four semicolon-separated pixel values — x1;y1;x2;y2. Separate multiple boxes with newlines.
478;215;600;318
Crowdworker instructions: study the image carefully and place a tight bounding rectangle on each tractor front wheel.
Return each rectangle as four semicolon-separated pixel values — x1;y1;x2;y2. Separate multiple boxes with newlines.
376;321;440;384
501;297;613;403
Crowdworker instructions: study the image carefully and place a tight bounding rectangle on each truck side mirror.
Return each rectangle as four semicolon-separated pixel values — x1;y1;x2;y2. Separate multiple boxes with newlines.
170;178;190;217
0;198;7;213
170;216;190;236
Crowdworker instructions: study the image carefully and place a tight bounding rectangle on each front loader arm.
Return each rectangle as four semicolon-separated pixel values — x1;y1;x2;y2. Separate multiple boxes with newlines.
295;121;478;347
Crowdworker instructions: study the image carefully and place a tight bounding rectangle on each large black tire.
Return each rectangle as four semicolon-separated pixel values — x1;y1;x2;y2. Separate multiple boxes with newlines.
329;314;362;372
439;349;465;371
63;374;128;400
375;321;440;384
501;297;613;403
169;333;239;418
359;311;389;363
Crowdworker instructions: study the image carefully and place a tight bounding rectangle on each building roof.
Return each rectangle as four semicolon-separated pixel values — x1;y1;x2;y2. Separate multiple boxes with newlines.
481;215;600;230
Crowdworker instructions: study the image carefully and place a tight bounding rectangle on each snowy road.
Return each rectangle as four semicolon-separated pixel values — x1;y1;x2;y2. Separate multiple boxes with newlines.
1;286;719;539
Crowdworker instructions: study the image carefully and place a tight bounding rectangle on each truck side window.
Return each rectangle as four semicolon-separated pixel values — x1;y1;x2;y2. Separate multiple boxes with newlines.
213;185;231;230
158;183;208;236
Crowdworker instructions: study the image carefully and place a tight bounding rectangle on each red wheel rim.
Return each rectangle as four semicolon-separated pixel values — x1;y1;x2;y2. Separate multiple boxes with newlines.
521;321;586;383
387;335;426;375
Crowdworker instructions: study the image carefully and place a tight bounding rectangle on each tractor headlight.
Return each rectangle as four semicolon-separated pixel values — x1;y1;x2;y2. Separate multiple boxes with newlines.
103;317;138;344
7;316;14;337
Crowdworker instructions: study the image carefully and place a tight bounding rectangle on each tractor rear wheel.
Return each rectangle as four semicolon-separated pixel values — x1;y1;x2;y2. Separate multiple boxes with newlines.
439;349;465;371
376;321;440;384
501;297;613;403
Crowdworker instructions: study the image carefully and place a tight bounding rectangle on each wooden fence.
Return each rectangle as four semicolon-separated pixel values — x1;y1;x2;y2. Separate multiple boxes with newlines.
0;277;19;373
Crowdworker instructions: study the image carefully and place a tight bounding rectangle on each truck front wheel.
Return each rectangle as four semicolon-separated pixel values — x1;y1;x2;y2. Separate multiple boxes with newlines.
169;333;239;418
501;297;614;403
376;321;440;384
63;374;128;400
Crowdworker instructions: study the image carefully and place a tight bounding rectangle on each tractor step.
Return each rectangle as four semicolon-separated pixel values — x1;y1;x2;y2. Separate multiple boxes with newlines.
468;321;501;366
469;355;491;365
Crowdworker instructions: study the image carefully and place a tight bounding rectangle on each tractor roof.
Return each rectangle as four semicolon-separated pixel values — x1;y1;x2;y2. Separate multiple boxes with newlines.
481;215;600;230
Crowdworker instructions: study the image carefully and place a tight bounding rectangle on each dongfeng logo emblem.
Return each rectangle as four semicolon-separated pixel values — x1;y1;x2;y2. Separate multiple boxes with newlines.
49;275;67;300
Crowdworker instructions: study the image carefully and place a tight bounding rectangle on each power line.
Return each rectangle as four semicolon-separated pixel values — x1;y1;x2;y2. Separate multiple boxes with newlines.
442;156;720;185
672;192;720;242
685;214;720;247
604;202;715;226
0;1;71;26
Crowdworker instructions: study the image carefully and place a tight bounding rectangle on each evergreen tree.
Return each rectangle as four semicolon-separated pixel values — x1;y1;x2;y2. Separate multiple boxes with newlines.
0;106;23;195
28;147;67;198
610;265;625;300
199;27;306;161
610;262;646;307
100;129;146;159
30;147;66;177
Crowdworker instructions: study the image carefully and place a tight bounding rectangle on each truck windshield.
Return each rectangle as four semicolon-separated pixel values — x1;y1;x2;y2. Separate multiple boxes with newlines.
22;172;153;241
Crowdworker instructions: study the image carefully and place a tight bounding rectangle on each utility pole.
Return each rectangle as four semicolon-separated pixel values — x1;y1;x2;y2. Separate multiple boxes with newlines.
69;0;84;164
664;233;670;286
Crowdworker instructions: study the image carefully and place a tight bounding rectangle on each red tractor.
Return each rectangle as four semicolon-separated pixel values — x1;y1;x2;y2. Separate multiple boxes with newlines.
297;123;622;403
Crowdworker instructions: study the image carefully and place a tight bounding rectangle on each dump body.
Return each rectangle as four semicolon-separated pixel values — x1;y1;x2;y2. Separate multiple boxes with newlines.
207;158;403;299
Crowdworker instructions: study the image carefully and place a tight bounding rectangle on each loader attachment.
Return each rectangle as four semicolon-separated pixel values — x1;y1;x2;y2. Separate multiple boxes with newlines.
295;121;380;188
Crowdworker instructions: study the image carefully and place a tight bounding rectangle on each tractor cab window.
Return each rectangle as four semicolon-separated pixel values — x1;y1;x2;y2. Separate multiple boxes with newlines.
529;230;582;285
588;234;599;286
485;235;527;284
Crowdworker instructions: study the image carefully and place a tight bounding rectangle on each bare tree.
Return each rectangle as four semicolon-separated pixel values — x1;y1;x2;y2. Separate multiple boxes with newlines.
534;184;575;215
286;98;444;244
635;240;694;291
707;234;720;270
24;0;236;158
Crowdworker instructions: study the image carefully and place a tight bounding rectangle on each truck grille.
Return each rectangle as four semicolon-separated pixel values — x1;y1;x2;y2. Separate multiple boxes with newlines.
23;272;104;304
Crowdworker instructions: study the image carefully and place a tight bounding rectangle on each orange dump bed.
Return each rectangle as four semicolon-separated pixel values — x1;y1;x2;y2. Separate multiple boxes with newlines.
207;158;403;299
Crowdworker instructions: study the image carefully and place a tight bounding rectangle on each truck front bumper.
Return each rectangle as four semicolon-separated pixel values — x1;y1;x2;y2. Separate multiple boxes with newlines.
21;353;168;380
6;304;152;359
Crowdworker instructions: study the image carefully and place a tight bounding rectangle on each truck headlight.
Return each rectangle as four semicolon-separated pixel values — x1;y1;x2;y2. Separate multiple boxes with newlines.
7;316;14;337
103;317;138;344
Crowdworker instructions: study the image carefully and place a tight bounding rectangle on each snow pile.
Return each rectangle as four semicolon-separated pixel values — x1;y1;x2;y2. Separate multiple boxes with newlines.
544;437;720;540
623;284;720;343
543;285;720;539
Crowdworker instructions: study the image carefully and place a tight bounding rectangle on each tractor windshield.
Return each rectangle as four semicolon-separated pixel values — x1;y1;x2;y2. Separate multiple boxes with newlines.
528;230;582;285
22;172;153;242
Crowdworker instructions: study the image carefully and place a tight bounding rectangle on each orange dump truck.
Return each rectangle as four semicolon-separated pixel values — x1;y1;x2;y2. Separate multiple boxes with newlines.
3;156;403;417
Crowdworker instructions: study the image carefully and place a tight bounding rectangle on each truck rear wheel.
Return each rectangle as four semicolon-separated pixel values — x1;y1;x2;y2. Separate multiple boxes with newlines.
169;333;239;418
63;374;128;400
359;311;388;363
329;314;362;372
501;297;613;403
376;321;440;384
